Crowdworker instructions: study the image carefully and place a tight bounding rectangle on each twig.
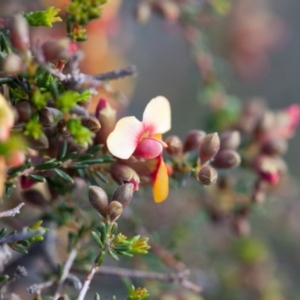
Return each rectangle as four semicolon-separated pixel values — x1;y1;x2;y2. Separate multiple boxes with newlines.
28;280;55;295
54;248;78;299
0;203;25;218
94;65;137;81
96;266;202;293
76;264;98;300
0;229;44;245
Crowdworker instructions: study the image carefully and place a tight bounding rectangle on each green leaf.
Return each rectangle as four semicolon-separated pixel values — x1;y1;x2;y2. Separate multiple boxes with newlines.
28;174;46;183
95;172;108;183
54;168;74;184
108;249;119;261
35;159;59;170
76;154;94;161
92;231;103;248
69;164;89;169
10;244;28;254
0;227;7;239
94;293;100;300
61;151;78;162
58;140;68;160
24;7;62;27
0;275;9;283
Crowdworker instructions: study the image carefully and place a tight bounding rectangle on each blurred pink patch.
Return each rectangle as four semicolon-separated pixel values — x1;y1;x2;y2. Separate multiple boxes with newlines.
107;96;171;160
227;0;287;80
285;104;300;136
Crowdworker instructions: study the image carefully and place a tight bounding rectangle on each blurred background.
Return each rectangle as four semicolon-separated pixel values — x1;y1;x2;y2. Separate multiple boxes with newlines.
1;0;300;299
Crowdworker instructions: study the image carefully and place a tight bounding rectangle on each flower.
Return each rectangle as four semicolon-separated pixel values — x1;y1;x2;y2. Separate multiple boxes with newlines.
107;96;171;202
107;96;171;159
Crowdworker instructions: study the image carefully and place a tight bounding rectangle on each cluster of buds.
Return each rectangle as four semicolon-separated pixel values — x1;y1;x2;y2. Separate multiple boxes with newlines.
89;184;134;222
238;100;300;202
164;130;241;186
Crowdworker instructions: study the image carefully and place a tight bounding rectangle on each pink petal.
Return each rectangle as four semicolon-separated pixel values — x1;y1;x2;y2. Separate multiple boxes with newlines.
134;138;163;159
143;96;171;134
107;116;144;159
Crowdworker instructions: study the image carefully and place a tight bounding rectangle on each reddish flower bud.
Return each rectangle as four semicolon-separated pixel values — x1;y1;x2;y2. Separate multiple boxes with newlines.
9;14;30;52
57;119;70;137
260;138;287;156
89;186;108;217
20;175;36;189
39;108;54;127
220;131;241;150
112;183;134;208
107;200;123;222
15;100;33;123
95;98;117;146
252;155;280;185
183;130;206;153
211;149;241;169
199;133;220;164
81;116;101;133
110;164;140;191
165;135;183;156
197;166;218;186
42;38;73;62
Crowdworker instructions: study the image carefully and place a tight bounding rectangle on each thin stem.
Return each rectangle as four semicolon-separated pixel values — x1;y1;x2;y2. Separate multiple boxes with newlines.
54;248;78;299
76;264;98;300
94;65;137;81
96;266;202;293
0;229;44;245
28;280;55;295
0;203;25;218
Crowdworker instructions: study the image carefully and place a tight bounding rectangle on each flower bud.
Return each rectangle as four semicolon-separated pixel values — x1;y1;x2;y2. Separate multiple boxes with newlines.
112;183;134;208
81;116;101;133
164;135;182;156
260;138;287;156
220;131;241;150
252;155;280;185
39;108;54;127
15;100;33;123
197;166;218;185
21;189;48;206
107;200;123;222
9;14;30;52
95;98;117;146
183;130;206;153
89;186;108;217
27;133;49;150
211;149;241;169
199;133;220;164
57;119;70;137
110;164;140;191
42;38;73;62
2;53;24;76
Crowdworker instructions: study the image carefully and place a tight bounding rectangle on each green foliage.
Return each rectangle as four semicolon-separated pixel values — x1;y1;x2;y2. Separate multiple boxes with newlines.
127;286;149;300
24;117;43;139
24;7;62;27
31;90;49;110
56;90;92;112
67;118;94;147
10;86;29;102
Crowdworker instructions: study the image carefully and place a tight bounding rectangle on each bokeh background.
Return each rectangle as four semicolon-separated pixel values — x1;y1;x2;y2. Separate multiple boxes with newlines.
1;0;300;299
